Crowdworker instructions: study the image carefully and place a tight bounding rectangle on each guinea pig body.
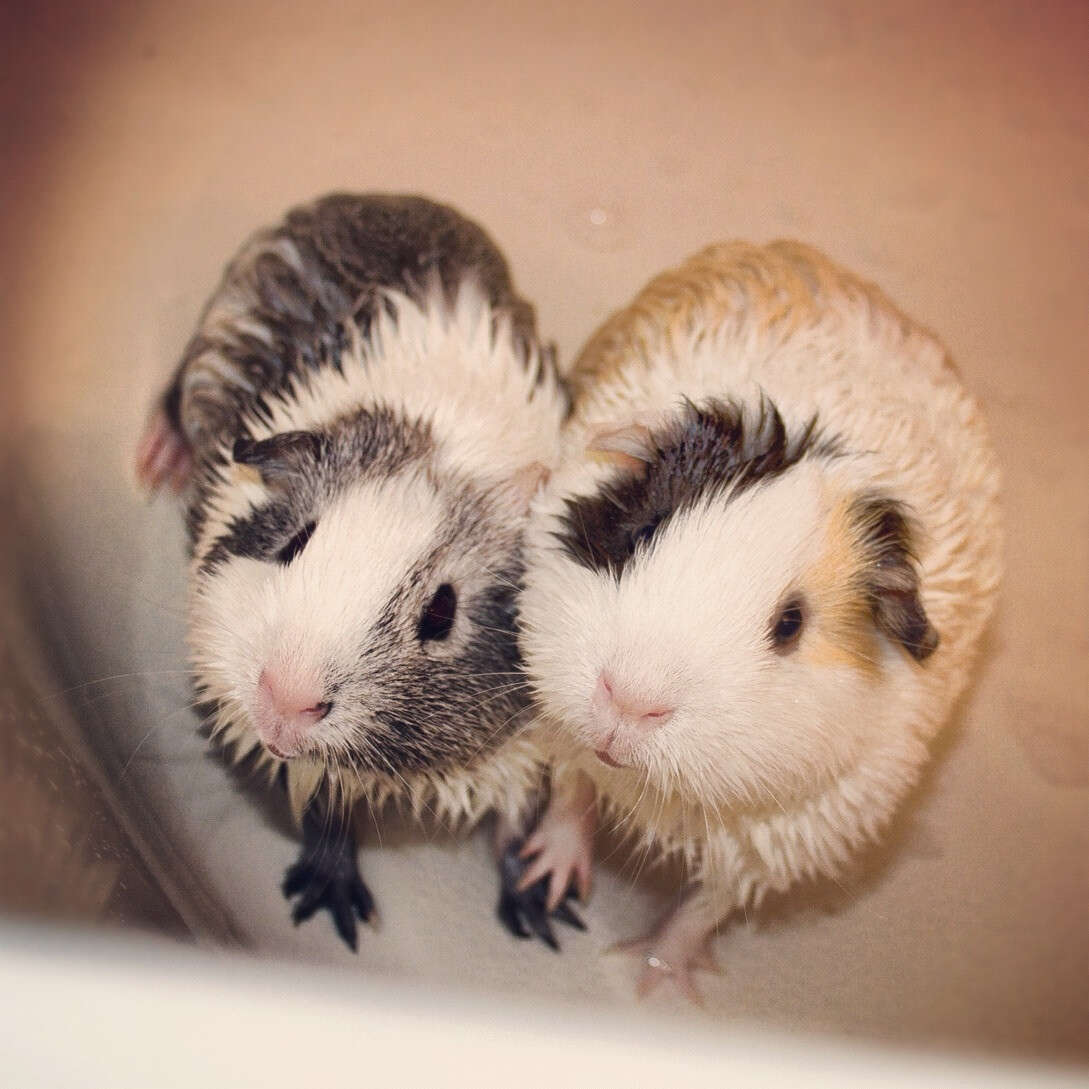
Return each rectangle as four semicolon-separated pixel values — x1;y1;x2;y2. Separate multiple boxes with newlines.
516;241;1001;997
139;194;567;946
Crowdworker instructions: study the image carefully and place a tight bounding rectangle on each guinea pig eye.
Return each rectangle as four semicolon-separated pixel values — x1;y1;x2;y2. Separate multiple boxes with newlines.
277;520;316;565
629;516;663;553
771;597;805;652
418;583;457;643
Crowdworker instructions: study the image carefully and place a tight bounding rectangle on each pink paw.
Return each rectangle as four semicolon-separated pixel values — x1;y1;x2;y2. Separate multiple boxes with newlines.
609;931;720;1006
516;807;594;911
135;408;193;495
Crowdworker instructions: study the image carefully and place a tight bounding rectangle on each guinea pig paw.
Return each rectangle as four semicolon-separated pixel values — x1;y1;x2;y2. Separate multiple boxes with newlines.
496;839;587;952
636;956;704;1006
608;933;720;1006
282;840;376;952
516;815;594;910
135;409;193;496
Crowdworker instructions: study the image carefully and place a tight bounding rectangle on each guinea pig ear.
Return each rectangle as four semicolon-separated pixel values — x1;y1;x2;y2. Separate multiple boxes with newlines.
851;495;940;662
585;422;656;476
232;431;324;487
493;461;551;514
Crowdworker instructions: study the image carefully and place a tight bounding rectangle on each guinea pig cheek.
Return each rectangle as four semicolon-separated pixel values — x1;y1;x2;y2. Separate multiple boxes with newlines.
189;556;280;709
520;557;618;742
758;516;891;785
208;562;326;740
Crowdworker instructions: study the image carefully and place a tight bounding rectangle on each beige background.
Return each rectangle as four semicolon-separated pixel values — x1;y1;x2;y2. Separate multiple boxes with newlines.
2;0;1086;1065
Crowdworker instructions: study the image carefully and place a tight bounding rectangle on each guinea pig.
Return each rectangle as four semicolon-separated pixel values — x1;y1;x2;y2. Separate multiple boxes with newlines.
136;193;569;949
514;240;1002;999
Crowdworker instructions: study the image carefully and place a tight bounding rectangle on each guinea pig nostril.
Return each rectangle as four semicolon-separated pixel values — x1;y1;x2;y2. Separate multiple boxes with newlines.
302;701;332;721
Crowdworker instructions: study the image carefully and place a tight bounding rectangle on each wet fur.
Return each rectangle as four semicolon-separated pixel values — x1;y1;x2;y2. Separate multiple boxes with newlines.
163;194;567;828
166;192;548;451
520;240;1002;913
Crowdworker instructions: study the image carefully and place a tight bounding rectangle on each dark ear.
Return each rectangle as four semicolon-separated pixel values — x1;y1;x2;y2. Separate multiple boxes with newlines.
851;496;939;662
232;430;324;487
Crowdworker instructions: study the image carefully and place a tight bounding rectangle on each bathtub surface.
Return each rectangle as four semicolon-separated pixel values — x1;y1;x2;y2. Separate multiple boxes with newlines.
2;0;1086;1064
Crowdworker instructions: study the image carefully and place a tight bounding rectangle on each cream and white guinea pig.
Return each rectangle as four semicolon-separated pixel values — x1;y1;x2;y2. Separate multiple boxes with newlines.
515;240;1002;999
137;193;570;949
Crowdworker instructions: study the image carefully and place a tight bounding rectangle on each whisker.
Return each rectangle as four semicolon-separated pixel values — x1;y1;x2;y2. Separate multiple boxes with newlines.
463;620;521;639
460;697;536;766
42;669;198;701
475;563;523;594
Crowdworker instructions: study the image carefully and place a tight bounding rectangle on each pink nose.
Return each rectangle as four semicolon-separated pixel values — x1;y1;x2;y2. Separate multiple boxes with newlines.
594;671;674;731
254;668;331;758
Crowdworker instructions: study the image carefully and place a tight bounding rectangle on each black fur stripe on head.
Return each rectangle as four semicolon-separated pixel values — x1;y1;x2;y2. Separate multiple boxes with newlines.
555;398;833;578
195;404;434;573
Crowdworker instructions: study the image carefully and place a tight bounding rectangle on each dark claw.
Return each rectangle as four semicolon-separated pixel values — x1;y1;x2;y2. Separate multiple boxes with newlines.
497;893;531;940
349;874;375;922
282;859;313;899
282;807;374;952
495;839;587;952
330;887;359;952
284;863;328;922
551;899;586;931
531;915;559;951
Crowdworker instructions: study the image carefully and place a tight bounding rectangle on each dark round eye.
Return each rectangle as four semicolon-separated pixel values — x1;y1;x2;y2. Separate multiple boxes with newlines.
418;583;457;643
771;598;805;651
630;516;662;552
277;521;316;565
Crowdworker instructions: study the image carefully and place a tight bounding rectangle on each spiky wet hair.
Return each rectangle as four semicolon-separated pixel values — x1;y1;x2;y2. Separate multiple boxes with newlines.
556;398;833;578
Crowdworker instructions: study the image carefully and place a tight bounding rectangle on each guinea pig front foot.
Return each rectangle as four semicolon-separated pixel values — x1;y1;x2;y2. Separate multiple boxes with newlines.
135;408;193;495
496;839;586;951
282;833;376;952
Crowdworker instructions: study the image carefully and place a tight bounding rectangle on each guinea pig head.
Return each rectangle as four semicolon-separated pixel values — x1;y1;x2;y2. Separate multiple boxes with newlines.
521;399;939;808
188;406;544;777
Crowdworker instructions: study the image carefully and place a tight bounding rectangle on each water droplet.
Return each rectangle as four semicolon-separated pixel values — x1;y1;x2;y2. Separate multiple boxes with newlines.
567;200;632;253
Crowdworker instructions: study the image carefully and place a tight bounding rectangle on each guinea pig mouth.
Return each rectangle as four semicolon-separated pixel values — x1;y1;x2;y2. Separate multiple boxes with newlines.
591;729;633;769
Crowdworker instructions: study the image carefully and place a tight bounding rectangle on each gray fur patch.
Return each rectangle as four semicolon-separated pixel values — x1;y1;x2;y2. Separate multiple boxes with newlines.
164;192;558;460
339;484;530;775
197;405;433;574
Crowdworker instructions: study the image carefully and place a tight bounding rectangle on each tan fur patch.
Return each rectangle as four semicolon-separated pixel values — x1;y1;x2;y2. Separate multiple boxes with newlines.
795;496;881;677
569;240;956;403
234;462;263;487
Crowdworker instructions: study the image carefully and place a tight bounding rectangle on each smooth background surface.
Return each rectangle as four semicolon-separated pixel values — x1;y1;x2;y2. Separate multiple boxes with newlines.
3;925;1086;1088
2;0;1086;1065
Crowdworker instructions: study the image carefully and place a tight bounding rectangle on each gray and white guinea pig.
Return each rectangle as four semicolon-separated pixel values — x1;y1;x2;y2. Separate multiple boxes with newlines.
515;240;1002;999
136;193;568;948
